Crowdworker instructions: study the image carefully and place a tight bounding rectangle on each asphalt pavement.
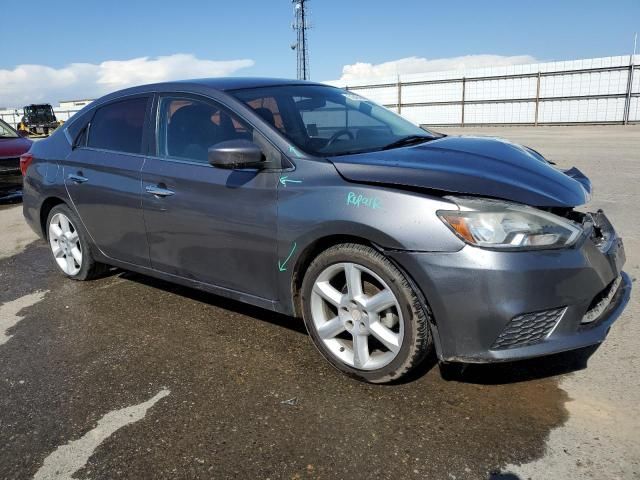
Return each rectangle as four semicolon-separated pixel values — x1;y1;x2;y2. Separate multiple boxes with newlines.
0;125;638;480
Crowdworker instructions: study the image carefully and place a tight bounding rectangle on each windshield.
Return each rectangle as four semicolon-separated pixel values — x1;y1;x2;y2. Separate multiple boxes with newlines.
26;105;55;121
0;119;18;138
230;84;438;157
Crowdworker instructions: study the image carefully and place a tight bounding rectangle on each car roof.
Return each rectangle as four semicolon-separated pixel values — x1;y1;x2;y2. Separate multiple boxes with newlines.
105;77;322;98
62;77;338;134
89;77;332;108
176;77;327;91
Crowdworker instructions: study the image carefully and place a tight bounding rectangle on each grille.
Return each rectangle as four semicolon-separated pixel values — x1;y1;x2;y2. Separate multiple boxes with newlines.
0;157;20;173
491;307;566;350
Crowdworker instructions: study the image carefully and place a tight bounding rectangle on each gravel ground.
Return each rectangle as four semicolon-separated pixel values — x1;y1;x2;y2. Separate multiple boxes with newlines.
0;125;638;480
443;125;640;480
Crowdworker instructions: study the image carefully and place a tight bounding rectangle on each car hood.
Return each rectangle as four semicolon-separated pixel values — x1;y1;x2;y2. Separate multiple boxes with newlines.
329;135;591;207
0;137;33;158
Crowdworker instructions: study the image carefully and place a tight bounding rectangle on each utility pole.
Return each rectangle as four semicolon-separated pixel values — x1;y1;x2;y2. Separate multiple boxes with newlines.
291;0;311;80
623;33;637;125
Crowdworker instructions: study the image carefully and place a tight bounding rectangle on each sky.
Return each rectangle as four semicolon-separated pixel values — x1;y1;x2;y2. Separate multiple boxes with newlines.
1;0;639;107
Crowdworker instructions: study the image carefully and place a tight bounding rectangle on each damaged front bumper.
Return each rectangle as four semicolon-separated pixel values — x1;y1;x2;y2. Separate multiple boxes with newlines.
389;211;632;363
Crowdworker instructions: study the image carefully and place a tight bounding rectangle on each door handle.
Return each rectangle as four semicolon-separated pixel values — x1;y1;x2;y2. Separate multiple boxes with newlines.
145;185;175;198
68;173;89;184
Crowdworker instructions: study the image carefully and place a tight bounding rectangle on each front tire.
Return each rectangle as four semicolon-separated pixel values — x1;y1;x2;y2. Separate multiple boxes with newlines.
46;204;107;280
301;243;432;383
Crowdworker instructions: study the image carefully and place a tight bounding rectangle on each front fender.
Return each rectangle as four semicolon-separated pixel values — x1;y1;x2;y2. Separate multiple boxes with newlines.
273;158;463;315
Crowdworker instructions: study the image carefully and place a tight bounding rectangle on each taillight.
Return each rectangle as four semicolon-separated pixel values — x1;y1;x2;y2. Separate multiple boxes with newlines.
19;153;33;176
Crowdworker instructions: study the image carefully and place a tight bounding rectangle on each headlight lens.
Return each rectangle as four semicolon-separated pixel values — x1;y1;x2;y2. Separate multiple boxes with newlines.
438;202;582;250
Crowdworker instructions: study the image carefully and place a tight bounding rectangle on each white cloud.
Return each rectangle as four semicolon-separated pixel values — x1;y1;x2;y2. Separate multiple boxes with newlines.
0;54;254;107
336;54;538;83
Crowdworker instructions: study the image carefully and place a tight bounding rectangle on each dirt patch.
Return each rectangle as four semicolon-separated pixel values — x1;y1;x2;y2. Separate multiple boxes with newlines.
0;205;38;260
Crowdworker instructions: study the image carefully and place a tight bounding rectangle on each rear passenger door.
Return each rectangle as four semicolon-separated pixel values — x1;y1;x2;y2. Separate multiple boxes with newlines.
64;95;151;266
141;94;280;300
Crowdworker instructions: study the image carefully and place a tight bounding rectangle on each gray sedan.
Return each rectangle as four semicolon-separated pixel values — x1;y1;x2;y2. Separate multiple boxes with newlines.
21;78;630;383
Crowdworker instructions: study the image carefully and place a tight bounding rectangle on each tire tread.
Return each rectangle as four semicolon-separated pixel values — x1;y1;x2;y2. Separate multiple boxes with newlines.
46;204;108;281
302;243;433;383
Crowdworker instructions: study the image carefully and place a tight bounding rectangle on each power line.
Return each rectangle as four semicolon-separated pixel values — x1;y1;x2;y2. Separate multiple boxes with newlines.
291;0;311;80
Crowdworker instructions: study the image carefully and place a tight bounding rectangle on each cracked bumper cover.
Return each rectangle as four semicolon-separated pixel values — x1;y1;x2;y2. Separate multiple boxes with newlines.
389;220;631;363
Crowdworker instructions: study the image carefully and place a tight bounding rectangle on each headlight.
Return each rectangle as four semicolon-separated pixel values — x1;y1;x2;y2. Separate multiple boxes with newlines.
438;200;582;250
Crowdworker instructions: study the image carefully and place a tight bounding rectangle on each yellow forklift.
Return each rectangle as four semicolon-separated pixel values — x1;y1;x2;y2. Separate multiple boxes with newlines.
17;104;63;136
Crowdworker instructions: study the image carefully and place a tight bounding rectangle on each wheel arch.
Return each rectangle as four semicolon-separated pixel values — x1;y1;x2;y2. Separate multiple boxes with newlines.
290;234;383;318
289;233;445;360
39;197;68;238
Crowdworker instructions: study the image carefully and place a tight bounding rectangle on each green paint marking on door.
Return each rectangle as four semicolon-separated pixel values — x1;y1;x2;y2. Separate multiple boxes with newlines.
288;145;302;157
278;242;297;272
279;175;303;187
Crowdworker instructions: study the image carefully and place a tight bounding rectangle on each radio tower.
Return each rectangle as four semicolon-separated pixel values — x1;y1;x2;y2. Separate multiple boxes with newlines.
291;0;310;80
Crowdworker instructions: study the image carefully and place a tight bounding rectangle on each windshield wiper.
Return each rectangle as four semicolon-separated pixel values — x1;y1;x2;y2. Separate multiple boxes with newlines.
381;135;435;150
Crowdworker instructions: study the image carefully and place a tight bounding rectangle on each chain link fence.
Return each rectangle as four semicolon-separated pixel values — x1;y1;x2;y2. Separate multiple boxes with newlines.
339;55;640;127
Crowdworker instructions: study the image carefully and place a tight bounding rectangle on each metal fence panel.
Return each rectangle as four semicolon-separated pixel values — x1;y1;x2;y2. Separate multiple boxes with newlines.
538;97;626;123
402;104;461;125
336;55;640;126
465;102;536;124
403;82;462;103
466;77;538;101
629;97;640;121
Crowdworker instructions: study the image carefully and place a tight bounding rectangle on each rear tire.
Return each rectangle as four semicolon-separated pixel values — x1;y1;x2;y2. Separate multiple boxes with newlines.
46;204;107;280
301;243;432;383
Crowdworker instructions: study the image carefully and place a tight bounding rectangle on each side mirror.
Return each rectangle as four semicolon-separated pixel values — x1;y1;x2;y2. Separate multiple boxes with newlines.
208;139;265;169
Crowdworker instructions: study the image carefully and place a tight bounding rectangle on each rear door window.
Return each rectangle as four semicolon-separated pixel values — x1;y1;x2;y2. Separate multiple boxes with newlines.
87;97;149;154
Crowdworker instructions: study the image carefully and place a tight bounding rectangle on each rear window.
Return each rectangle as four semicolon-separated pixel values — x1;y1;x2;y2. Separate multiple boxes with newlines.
88;97;149;154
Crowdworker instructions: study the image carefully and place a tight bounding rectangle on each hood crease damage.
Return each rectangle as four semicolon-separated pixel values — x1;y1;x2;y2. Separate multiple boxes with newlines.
329;135;591;208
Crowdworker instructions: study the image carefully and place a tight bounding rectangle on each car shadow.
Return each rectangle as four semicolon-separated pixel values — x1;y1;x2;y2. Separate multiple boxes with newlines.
487;472;576;480
118;270;308;335
438;344;598;385
117;269;599;386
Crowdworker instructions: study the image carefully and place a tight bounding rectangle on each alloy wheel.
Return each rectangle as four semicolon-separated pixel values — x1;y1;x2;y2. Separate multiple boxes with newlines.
310;262;404;370
49;212;82;276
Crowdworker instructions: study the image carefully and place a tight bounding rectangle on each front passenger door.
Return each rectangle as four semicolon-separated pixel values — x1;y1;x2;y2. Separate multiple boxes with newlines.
141;95;280;300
